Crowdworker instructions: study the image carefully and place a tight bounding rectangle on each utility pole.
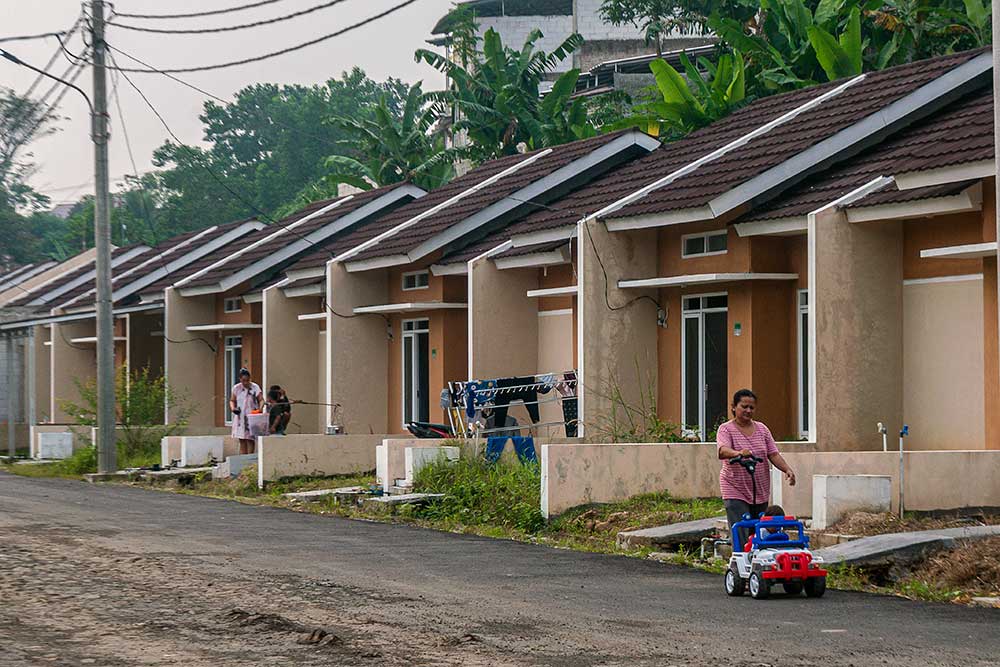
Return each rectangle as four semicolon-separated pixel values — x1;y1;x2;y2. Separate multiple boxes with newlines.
91;1;116;473
6;333;15;458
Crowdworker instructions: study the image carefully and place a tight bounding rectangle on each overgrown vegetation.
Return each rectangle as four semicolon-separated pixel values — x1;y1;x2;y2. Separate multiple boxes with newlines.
59;365;194;468
588;363;703;442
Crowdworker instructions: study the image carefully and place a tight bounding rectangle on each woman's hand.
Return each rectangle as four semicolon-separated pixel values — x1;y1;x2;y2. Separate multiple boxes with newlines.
739;448;752;458
785;469;797;486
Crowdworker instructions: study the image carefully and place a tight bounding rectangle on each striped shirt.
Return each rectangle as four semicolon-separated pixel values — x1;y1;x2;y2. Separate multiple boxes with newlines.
717;421;779;504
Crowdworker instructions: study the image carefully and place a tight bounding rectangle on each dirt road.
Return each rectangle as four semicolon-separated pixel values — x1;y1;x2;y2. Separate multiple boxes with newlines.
1;472;997;666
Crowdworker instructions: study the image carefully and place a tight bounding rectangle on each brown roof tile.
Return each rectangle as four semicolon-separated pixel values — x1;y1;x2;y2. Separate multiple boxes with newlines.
741;85;992;222
342;131;637;263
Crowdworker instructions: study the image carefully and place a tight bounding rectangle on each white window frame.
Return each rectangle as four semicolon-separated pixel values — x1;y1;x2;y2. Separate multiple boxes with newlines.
223;297;242;313
797;289;809;439
681;230;728;259
401;318;430;428
401;270;430;291
223;335;243;425
681;292;728;440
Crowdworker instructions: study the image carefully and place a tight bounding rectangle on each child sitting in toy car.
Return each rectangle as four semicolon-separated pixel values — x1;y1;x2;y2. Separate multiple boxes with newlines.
743;505;786;551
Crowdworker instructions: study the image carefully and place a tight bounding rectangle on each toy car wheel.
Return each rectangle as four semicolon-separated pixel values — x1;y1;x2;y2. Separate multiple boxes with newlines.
804;576;826;598
783;582;803;596
749;572;770;600
725;567;745;596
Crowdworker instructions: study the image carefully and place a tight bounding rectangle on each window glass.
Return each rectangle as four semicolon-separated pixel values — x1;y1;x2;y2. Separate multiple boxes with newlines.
682;297;701;311
704;295;728;309
707;232;727;253
224;298;242;313
403;271;429;290
683;237;705;256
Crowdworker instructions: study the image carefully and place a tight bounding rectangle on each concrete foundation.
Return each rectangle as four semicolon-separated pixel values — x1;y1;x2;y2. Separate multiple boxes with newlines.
811;474;892;530
177;436;224;467
404;445;460;483
213;454;258;480
256;433;383;487
36;431;74;459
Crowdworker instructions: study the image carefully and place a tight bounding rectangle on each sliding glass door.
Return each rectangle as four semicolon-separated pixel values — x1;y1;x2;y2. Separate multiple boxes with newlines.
682;294;728;440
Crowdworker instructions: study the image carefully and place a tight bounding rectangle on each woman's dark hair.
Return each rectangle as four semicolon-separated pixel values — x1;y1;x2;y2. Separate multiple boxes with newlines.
267;388;282;402
732;388;757;407
764;504;784;516
238;368;251;378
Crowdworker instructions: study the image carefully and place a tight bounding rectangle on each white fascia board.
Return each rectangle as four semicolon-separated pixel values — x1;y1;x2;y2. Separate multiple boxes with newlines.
344;254;409;272
589;75;868;222
69;336;127;344
894;159;994;190
510;225;576;248
0;262;53;290
28;245;149;306
605;205;714;231
495;246;571;270
920;241;997;259
352;302;468;315
618;272;798;289
526;285;578;297
283;266;326;282
242;292;263;304
296;312;327;321
176;198;353;290
403;132;661;263
430;263;468;276
709;53;991;218
846;190;979;223
333;150;554;265
216;186;426;292
186;323;263;332
734;217;808;237
0;264;35;288
110;221;265;303
282;282;325;298
0;302;161;331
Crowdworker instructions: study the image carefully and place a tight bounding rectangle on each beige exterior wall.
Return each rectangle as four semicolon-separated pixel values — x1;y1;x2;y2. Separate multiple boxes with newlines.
164;288;216;427
538;310;575;429
50;320;96;422
541;442;1000;517
257;433;383;487
579;220;659;439
470;259;538;380
263;286;324;433
813;208;903;450
33;326;51;423
903;278;985;449
0;248;98;306
327;261;389;434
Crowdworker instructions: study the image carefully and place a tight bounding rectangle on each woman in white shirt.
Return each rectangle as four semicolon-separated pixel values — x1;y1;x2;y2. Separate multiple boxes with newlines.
230;368;263;454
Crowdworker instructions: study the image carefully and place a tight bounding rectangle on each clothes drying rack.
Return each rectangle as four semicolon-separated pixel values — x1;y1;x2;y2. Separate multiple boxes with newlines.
445;370;579;445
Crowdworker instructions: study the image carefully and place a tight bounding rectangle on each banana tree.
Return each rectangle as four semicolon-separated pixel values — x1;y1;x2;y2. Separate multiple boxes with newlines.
415;28;592;161
322;82;457;192
618;50;746;140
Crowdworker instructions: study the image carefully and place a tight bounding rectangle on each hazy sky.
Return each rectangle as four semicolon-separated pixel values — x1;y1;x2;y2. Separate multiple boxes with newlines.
2;0;453;205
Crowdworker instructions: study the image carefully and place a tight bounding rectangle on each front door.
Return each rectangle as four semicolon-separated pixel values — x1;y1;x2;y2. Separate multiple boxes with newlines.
682;294;728;439
402;319;430;426
224;335;243;425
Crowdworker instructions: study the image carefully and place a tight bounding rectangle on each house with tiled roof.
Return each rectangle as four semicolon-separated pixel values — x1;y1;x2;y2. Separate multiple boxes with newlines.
158;184;424;430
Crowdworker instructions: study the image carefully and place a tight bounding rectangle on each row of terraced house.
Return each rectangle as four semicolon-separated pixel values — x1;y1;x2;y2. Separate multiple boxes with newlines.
2;48;999;458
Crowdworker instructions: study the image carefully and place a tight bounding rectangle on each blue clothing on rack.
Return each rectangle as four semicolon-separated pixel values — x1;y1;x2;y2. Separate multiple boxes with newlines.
485;436;537;463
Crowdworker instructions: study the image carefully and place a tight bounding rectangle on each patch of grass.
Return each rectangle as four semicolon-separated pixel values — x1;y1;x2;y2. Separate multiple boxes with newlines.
412;456;544;533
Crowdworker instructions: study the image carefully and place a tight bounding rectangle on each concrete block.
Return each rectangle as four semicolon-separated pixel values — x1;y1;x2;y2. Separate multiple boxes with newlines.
363;493;445;516
376;444;388;491
37;432;74;460
212;454;257;480
161;436;182;468
283;486;366;502
179;436;224;468
812;474;891;530
404;446;460;483
616;517;719;549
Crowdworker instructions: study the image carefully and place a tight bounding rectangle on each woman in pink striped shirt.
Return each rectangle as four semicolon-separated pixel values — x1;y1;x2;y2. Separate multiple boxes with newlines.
717;389;797;535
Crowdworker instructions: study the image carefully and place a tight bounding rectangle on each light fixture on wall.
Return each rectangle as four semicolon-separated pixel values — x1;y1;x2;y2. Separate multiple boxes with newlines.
657;306;667;328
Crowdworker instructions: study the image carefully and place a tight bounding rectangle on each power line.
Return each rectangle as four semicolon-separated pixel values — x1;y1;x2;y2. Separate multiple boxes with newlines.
109;0;352;34
103;0;421;73
0;31;68;44
110;0;289;20
112;63;338;258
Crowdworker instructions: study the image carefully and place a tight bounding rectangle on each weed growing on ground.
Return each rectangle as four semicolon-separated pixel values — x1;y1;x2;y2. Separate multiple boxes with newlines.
413;456;545;533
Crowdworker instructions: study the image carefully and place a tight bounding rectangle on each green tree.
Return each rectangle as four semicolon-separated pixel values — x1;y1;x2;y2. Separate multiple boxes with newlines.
416;28;596;162
321;82;457;193
599;0;757;54
618;51;747;140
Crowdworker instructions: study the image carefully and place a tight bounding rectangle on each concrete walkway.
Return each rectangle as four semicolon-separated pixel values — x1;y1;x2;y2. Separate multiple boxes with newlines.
616;517;719;549
814;525;1000;567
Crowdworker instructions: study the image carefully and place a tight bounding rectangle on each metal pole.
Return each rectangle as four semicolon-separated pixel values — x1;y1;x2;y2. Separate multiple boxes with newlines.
6;334;15;458
898;425;908;519
91;1;116;473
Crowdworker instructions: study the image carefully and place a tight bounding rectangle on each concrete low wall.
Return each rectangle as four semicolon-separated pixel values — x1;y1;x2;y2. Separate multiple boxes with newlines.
774;450;1000;517
29;425;91;458
541;442;1000;518
257;434;385;487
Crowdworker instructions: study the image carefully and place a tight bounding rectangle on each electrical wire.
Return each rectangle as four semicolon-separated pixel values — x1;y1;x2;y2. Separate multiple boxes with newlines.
103;0;421;73
109;0;352;34
105;43;349;153
0;32;68;44
110;0;289;20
